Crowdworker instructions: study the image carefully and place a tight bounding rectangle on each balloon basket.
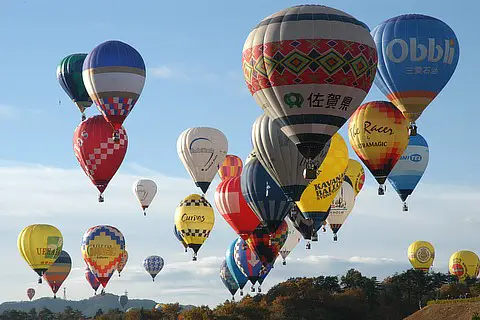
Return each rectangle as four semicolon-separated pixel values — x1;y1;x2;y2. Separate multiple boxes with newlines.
240;290;243;296
258;287;262;293
306;242;311;250
282;260;286;266
192;254;197;261
38;277;42;284
378;185;385;196
403;203;408;212
409;124;418;136
98;194;104;203
251;286;255;292
81;114;86;121
113;131;120;142
333;234;338;241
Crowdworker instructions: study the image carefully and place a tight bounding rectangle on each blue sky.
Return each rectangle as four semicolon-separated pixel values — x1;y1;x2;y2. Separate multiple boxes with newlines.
0;0;477;306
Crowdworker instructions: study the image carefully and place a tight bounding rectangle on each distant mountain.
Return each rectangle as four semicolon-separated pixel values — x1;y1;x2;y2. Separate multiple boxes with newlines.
0;293;193;317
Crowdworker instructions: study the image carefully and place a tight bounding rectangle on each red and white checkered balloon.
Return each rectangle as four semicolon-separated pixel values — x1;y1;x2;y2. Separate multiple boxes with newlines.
73;115;128;200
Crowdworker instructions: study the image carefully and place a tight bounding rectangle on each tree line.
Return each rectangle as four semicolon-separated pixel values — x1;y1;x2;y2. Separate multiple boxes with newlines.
1;268;478;320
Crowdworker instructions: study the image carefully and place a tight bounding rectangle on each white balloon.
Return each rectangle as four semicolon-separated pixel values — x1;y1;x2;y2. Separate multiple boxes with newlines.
279;218;302;265
177;127;228;193
326;181;355;241
133;179;157;215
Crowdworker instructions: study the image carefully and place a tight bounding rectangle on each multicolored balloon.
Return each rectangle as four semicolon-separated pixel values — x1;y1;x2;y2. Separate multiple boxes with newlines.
117;250;128;276
251;113;330;200
81;225;126;288
233;238;262;291
85;266;101;295
83;40;146;138
220;259;239;299
371;14;459;135
242;4;377;177
226;239;248;296
279;218;302;265
73;115;128;202
257;263;272;292
57;53;93;120
177;127;228;194
27;288;35;301
218;155;243;181
133;179;157;215
174;194;215;261
388;134;429;211
43;250;72;298
143;255;164;282
289;210;315;248
408;241;435;271
449;250;480;282
214;176;260;240
246;220;288;265
241;156;293;233
348;101;409;195
18;224;63;283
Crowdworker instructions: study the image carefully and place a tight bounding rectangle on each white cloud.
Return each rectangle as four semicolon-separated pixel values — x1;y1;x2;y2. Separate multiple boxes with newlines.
0;104;19;120
149;66;174;79
2;161;478;307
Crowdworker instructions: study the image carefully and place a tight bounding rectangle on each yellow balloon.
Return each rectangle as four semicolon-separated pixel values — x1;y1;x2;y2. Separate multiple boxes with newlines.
17;224;63;282
296;133;348;224
174;194;215;261
449;250;480;281
345;159;365;197
407;241;435;271
348;101;409;194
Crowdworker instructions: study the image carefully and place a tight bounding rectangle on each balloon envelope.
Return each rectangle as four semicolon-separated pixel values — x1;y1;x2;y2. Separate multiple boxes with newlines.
143;255;164;281
242;5;377;160
177;127;228;193
371;14;459;129
345;159;365;197
408;241;435;271
326;180;355;239
117;250;128;276
234;238;262;283
279;218;302;264
43;250;72;296
226;239;248;293
133;179;157;214
119;295;128;308
220;259;239;297
27;288;35;301
85;266;101;294
449;250;480;281
218;155;243;181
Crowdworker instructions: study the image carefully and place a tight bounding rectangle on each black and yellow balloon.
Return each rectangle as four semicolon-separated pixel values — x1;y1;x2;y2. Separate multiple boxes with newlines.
174;194;215;261
18;224;63;283
449;250;480;281
296;133;349;228
407;241;434;271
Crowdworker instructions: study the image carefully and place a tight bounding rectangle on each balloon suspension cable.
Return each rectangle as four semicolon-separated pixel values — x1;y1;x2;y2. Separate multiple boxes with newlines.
306;241;311;250
378;184;385;196
303;159;317;180
403;202;409;212
409;122;418;136
283;260;286;266
98;193;105;203
333;234;338;242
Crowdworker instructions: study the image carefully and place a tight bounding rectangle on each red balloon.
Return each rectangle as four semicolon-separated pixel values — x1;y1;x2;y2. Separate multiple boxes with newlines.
214;176;260;240
73;115;128;201
246;220;288;265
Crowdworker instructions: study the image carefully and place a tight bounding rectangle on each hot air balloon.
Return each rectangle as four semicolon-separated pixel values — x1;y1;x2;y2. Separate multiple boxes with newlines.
82;40;146;140
388;134;429;211
226;239;248;296
279;218;302;265
143;255;164;282
218;155;243;181
155;304;163;312
174;194;215;261
173;225;188;252
241;156;293;233
119;292;128;309
246;220;288;266
81;225;125;289
242;4;377;178
371;14;459;135
348;101;409;195
214;176;261;241
133;179;157;215
177;127;228;194
43;250;72;299
233;238;263;292
257;263;272;292
449;250;480;282
117;250;128;277
85;266;101;295
345;159;365;197
27;288;35;301
220;259;239;300
18;224;63;283
408;241;435;271
296;133;348;235
57;53;93;120
289;211;315;249
252;113;330;201
326;180;356;241
73;115;128;202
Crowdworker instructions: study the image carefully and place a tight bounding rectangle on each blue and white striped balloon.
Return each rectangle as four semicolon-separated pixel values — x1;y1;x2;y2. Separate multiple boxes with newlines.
143;255;164;282
388;134;429;211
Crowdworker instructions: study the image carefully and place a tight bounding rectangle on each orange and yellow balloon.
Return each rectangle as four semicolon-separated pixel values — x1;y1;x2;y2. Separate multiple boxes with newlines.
348;101;409;195
218;155;243;181
449;250;480;281
408;241;434;271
